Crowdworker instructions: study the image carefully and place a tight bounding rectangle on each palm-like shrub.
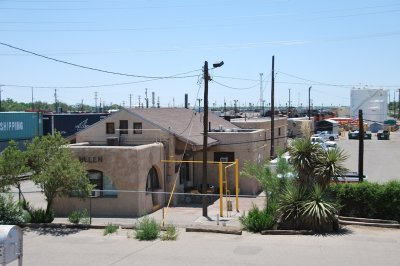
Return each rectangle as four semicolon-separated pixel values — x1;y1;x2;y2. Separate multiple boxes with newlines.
289;138;323;188
300;184;338;232
315;148;349;188
290;138;348;189
278;183;307;229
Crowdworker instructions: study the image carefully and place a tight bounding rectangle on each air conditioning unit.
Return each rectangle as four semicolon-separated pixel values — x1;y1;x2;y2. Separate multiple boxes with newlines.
91;189;101;197
107;137;119;146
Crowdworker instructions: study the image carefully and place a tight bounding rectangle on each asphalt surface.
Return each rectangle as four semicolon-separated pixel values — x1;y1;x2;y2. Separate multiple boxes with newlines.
337;130;400;182
7;225;400;266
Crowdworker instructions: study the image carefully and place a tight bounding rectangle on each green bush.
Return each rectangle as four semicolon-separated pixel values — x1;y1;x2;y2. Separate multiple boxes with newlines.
160;224;178;241
240;203;277;233
328;181;400;222
29;208;54;223
104;223;118;235
0;194;24;225
135;216;160;241
68;210;81;224
21;199;54;223
79;209;90;225
68;209;90;224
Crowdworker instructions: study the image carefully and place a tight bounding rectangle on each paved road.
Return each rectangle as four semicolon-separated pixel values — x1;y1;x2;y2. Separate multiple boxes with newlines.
7;225;400;266
337;130;400;183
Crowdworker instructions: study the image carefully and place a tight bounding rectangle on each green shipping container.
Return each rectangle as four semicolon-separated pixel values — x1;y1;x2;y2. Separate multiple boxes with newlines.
0;112;43;141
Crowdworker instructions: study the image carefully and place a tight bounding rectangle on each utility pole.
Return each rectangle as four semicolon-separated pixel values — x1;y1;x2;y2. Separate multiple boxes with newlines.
358;109;364;182
259;73;263;111
288;88;291;118
94;91;98;112
81;99;84;112
31;87;34;110
398;88;400;119
308;86;312;120
0;85;3;111
197;98;203;111
223;98;226;114
202;61;209;217
152;92;155;108
129;94;132;109
145;88;149;108
138;95;141;108
54;89;58;113
270;55;275;159
157;97;160;108
233;100;238;115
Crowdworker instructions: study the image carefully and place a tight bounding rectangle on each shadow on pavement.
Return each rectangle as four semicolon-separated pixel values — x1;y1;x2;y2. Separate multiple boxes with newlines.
23;226;88;236
313;227;353;237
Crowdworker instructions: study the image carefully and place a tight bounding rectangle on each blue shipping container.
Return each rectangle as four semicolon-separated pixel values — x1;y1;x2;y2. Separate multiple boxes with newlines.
0;112;43;141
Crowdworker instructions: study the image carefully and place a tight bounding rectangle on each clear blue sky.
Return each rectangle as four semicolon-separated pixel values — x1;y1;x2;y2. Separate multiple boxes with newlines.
1;0;399;109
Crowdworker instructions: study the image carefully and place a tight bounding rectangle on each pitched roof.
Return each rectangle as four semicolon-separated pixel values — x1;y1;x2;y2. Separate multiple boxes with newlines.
126;108;239;146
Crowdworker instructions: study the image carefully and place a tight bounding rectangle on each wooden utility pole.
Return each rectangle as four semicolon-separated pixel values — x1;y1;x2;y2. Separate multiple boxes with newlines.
398;88;400;119
202;61;209;217
358;109;364;182
270;56;275;159
308;86;312;120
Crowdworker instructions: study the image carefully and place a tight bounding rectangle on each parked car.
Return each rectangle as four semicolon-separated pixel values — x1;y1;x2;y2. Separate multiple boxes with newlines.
348;130;372;140
377;130;390;140
313;131;339;141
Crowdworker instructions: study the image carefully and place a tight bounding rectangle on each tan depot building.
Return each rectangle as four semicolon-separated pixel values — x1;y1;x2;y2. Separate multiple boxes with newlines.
53;108;287;217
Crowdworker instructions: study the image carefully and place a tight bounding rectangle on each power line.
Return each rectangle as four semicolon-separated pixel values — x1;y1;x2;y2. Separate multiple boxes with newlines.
0;42;201;79
212;80;260;90
276;70;400;88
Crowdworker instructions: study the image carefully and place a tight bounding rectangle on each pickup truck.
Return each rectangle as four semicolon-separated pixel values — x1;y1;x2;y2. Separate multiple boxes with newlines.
313;131;339;141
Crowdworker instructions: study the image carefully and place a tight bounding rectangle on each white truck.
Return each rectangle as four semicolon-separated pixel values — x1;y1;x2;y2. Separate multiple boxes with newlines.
313;131;339;141
310;136;337;150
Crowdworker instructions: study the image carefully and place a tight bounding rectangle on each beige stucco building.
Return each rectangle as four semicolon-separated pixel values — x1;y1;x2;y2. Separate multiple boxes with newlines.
53;108;287;217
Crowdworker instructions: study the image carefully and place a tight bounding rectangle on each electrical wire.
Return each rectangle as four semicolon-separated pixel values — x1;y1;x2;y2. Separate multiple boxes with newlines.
1;70;202;89
212;80;260;90
0;41;201;79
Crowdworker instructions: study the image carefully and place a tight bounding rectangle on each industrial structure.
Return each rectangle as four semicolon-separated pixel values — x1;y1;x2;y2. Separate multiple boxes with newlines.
350;88;388;124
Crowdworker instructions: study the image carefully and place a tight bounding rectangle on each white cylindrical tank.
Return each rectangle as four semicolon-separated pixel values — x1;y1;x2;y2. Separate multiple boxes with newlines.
350;88;387;124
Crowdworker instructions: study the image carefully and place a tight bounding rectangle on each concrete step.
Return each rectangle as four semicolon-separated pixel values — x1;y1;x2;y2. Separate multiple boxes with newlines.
339;216;399;224
186;225;242;235
339;220;400;229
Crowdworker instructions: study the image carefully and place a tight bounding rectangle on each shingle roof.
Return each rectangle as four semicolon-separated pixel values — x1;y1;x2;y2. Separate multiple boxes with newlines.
126;108;239;146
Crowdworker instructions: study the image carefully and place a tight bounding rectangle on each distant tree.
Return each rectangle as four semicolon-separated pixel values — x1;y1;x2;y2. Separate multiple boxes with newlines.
0;140;29;200
26;132;93;214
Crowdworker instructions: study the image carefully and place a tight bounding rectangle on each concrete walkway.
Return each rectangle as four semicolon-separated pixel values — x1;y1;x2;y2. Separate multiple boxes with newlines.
53;193;266;228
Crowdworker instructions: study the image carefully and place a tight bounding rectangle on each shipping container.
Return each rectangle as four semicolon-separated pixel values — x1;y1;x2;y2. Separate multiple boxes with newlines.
0;112;43;141
43;113;109;138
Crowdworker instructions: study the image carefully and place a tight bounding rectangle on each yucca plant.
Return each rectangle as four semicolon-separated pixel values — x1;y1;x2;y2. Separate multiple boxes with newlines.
278;183;307;230
315;148;349;188
289;138;323;188
300;184;338;232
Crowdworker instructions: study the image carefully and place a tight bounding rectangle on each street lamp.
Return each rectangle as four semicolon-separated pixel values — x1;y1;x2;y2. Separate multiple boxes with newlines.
202;60;223;217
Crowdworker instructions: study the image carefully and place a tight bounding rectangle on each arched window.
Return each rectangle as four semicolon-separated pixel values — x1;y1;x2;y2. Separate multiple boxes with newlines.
87;170;117;197
146;167;160;191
